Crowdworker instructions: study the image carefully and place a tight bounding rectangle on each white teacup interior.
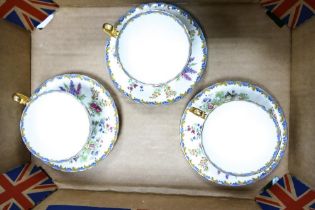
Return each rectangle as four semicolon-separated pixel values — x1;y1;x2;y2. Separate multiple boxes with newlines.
117;12;191;85
201;101;278;175
23;91;90;162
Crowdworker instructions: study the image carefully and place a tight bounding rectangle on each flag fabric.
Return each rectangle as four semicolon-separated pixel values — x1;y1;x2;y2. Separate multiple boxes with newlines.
260;0;315;29
0;163;57;210
0;0;59;31
47;206;131;210
255;173;315;210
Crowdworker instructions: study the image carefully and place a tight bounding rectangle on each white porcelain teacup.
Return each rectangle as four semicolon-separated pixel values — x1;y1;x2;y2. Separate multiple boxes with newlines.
13;90;91;163
104;10;192;85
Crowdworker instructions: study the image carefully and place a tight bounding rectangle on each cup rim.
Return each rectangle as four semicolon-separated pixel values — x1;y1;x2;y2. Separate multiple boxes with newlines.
20;90;92;163
115;10;192;86
199;99;282;177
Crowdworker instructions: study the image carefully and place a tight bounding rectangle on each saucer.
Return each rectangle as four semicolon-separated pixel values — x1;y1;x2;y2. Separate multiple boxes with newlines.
33;74;119;172
180;81;288;186
105;3;207;105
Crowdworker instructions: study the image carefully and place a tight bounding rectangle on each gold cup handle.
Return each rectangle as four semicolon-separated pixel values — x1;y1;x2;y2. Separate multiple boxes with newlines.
103;23;119;37
189;107;207;119
13;93;30;105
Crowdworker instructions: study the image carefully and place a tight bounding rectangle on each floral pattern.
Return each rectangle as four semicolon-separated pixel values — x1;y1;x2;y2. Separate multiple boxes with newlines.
188;147;203;157
23;74;119;172
185;123;202;141
58;80;107;163
59;80;85;101
127;79;144;93
60;81;105;117
199;90;249;112
180;57;197;81
180;81;288;186
198;157;209;171
149;85;177;99
106;3;207;105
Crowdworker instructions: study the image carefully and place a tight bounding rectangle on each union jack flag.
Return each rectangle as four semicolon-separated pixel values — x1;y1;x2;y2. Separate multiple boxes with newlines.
0;0;59;31
260;0;315;29
255;174;315;210
47;205;131;210
0;163;57;210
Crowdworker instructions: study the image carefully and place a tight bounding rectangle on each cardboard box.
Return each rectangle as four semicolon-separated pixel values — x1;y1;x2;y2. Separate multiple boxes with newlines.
0;0;314;209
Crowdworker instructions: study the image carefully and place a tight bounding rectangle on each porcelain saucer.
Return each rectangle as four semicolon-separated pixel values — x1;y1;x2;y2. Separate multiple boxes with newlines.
180;81;288;186
105;3;207;105
33;74;119;172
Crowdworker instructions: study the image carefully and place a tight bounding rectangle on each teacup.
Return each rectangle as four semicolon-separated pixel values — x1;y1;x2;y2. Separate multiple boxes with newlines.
104;10;192;85
13;90;91;163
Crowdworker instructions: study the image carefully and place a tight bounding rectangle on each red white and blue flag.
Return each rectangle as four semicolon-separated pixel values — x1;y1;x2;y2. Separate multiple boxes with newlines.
47;205;131;210
0;0;59;31
255;174;315;210
0;163;57;210
260;0;315;29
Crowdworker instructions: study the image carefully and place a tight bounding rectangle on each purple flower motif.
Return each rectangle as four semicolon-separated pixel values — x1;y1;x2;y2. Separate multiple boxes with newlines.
59;81;83;98
208;104;214;110
127;81;141;92
69;80;76;95
181;73;192;81
183;66;197;74
90;102;102;113
76;83;81;95
181;60;196;81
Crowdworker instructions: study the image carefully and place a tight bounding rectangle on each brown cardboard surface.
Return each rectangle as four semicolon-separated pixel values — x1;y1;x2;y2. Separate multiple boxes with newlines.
31;4;290;199
291;18;315;187
0;21;31;173
34;189;260;210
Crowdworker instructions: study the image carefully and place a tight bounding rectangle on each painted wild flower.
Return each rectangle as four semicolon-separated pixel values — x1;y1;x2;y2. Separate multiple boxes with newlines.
59;80;85;100
203;97;214;110
90;102;102;113
198;157;209;171
164;85;176;98
181;57;197;81
186;123;202;141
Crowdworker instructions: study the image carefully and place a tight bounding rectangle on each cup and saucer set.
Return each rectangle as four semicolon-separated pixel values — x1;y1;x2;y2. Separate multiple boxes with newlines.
13;3;288;186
